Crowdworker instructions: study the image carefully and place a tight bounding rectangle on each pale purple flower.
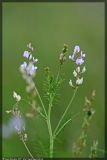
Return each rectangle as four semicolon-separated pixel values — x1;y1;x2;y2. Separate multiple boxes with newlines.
69;46;85;66
20;62;27;71
2;116;25;139
23;51;30;58
74;45;80;54
76;57;84;65
27;63;37;76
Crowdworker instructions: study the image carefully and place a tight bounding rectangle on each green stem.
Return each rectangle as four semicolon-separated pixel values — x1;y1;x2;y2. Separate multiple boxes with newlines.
33;83;47;117
56;64;61;83
22;139;34;158
46;65;61;158
47;102;54;158
54;87;78;136
54;112;80;138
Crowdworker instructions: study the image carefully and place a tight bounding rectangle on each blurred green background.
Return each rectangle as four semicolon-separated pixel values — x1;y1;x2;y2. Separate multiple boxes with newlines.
3;2;105;158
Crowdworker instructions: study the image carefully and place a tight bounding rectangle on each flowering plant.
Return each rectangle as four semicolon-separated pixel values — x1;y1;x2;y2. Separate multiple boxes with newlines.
5;43;101;158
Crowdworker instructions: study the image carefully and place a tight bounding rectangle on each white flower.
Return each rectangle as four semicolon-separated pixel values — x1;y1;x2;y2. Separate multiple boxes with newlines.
29;54;32;60
5;110;12;114
82;66;86;73
81;51;85;57
13;91;21;102
76;77;83;85
73;70;77;77
69;80;74;87
33;57;38;64
76;66;80;73
27;42;34;51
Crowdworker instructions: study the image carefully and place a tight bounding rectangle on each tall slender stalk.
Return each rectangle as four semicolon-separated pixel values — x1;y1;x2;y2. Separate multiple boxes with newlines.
54;87;78;136
22;138;34;158
47;99;54;157
33;81;54;157
32;65;62;158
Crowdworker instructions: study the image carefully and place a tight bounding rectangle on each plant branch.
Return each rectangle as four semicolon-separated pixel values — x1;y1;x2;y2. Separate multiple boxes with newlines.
56;64;61;83
54;112;80;138
22;139;34;158
54;87;78;136
47;99;54;158
33;82;47;117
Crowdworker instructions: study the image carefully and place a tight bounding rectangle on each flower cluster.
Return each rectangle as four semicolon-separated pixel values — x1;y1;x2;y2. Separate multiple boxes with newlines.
83;90;96;119
20;43;38;96
69;45;86;88
72;90;96;156
20;43;38;78
6;91;27;141
14;119;27;142
69;45;85;65
6;91;22;116
59;44;68;65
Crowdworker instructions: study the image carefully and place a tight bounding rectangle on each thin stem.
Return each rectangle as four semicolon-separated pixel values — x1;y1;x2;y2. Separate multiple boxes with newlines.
47;102;54;158
56;64;61;83
54;87;78;136
37;109;47;120
22;139;34;158
54;112;80;138
33;82;47;117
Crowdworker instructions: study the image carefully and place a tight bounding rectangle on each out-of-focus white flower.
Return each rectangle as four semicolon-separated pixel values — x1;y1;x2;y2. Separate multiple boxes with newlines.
13;91;21;102
69;80;74;88
76;77;83;85
82;66;86;73
76;66;80;73
73;70;77;77
5;110;12;114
